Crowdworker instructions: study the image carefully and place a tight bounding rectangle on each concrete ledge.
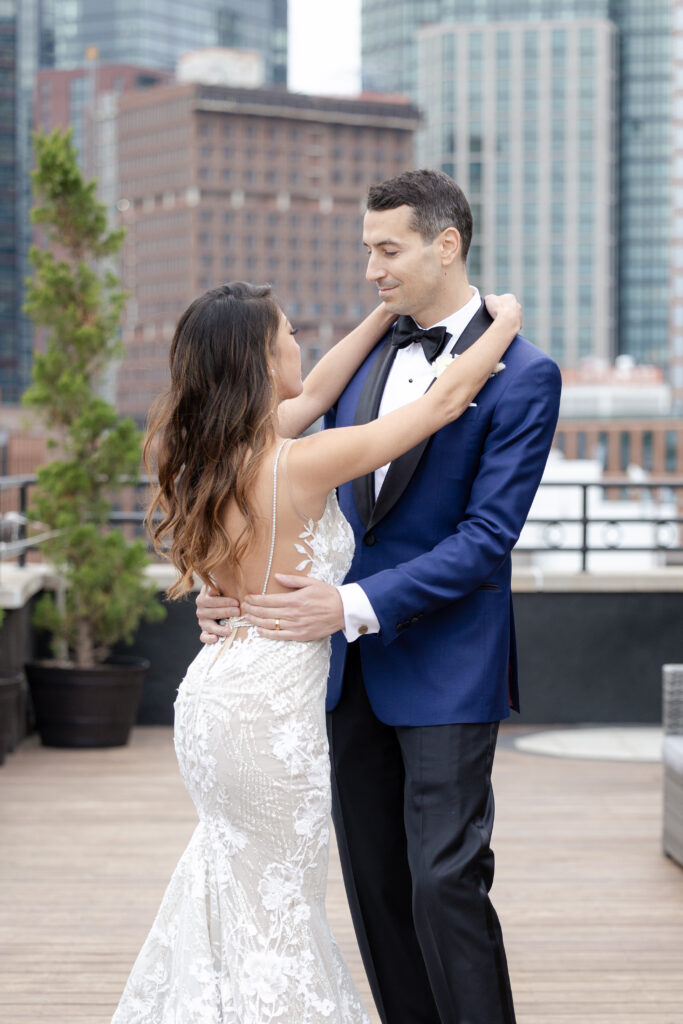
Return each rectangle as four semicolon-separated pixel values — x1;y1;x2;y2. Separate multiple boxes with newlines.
147;562;683;594
510;567;683;592
0;565;53;609
4;561;683;610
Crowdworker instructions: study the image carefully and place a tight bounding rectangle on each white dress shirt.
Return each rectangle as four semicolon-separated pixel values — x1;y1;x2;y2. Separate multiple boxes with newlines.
338;287;482;642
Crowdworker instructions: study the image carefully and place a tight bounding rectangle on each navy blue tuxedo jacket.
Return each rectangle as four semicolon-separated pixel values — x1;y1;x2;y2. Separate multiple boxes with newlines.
324;302;562;725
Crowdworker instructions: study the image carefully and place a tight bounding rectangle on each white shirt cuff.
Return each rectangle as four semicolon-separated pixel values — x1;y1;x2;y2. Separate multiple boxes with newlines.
337;582;380;641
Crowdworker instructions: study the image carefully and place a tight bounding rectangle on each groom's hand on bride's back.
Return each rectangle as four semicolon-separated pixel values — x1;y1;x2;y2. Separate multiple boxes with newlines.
241;575;345;641
196;585;241;643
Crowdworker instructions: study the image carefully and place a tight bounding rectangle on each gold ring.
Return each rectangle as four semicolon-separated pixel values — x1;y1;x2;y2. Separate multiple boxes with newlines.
275;618;281;631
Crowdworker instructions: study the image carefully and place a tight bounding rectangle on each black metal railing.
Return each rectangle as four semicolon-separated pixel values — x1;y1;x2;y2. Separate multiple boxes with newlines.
2;475;683;572
514;479;683;570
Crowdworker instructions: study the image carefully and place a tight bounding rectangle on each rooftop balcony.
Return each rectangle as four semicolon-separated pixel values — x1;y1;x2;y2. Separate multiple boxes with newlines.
0;725;681;1023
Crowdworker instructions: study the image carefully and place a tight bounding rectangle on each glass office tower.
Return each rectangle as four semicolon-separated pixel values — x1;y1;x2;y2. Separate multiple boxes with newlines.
362;0;671;367
418;19;618;366
53;0;287;86
0;0;50;402
0;0;287;403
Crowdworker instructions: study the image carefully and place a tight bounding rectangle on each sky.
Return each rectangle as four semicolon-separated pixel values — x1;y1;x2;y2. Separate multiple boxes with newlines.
288;0;361;96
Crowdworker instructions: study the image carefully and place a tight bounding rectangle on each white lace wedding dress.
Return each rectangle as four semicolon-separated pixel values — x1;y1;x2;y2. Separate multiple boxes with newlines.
111;441;369;1024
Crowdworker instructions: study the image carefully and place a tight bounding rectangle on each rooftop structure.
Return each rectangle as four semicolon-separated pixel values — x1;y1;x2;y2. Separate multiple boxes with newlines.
114;82;419;420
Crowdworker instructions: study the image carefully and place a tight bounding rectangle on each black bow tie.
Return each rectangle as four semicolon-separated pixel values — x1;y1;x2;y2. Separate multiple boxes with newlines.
390;317;452;363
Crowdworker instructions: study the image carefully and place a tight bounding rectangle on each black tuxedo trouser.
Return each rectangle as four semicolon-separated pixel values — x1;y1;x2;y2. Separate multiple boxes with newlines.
326;643;516;1024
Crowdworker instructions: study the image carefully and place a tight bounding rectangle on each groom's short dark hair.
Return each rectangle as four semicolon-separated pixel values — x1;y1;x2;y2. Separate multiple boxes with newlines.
366;169;473;260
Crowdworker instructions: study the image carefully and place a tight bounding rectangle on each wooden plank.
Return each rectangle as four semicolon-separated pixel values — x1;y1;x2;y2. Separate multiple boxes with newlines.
0;726;682;1023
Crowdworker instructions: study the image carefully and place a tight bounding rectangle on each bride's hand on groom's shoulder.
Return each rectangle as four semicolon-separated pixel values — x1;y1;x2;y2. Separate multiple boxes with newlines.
484;292;522;334
196;584;240;643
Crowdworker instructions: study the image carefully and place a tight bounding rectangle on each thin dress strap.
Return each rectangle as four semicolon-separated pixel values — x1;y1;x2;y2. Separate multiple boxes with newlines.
260;438;291;595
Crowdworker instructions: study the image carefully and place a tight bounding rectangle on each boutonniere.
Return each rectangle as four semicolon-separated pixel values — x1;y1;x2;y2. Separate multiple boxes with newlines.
432;351;506;379
432;351;456;377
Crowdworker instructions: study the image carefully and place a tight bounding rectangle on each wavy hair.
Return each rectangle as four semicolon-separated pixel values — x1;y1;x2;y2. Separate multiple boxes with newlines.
144;282;281;598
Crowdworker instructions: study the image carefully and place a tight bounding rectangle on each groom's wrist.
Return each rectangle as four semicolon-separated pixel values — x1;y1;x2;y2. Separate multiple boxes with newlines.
336;583;380;641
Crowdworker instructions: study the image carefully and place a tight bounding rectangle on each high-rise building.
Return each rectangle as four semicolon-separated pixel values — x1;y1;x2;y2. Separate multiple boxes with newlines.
34;65;171;181
418;19;618;367
670;0;683;412
52;0;287;86
0;0;52;403
113;82;418;421
362;0;671;368
0;0;287;404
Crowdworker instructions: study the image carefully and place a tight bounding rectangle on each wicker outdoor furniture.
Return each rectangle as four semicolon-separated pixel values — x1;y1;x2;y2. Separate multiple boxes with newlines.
663;664;683;867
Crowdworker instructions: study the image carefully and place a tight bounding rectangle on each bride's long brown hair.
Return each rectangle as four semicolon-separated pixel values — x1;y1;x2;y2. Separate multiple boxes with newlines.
144;282;281;598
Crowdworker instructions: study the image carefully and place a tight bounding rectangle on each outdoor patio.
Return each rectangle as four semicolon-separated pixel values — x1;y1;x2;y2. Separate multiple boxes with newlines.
0;725;681;1024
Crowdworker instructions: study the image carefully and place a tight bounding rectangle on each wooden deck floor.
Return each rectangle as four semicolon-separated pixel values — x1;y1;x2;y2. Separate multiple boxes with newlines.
1;726;682;1024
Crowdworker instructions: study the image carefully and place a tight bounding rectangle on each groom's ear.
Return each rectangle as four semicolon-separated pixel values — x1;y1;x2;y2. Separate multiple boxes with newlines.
438;227;462;267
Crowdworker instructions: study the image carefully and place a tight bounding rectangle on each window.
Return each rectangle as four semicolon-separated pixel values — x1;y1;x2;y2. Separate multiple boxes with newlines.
620;432;631;471
524;30;538;63
551;245;564;272
578;327;593;358
552;29;566;62
666;430;678;472
469;162;483;191
551;203;564;233
642;431;653;471
550;326;564;362
496;162;510;191
578;283;593;309
524;162;538;188
597;431;609;469
442;32;455;71
577;432;587;460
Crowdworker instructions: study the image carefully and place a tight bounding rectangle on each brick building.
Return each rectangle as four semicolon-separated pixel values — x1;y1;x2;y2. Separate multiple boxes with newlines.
555;360;683;477
114;82;419;422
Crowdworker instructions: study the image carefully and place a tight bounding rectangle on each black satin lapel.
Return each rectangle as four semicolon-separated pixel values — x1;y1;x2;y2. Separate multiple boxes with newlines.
368;301;494;529
452;301;493;354
368;433;431;530
351;336;397;527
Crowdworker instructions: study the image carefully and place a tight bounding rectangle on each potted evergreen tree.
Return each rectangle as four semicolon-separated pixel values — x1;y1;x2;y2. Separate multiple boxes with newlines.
22;128;165;748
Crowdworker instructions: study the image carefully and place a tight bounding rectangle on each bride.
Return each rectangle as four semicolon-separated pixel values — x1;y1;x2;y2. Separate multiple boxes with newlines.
111;281;521;1023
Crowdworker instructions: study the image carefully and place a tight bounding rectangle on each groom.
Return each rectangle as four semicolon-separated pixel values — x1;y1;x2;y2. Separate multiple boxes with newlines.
198;169;561;1023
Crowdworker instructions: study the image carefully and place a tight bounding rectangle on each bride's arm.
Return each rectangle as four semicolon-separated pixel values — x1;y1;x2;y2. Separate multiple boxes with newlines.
288;294;521;504
276;304;395;438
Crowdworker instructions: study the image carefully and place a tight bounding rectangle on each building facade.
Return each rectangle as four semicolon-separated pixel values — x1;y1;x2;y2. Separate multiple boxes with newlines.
417;19;617;367
670;0;683;411
114;83;418;421
555;418;682;476
0;0;52;403
1;0;286;403
555;360;682;475
34;65;171;173
52;0;287;86
362;0;672;369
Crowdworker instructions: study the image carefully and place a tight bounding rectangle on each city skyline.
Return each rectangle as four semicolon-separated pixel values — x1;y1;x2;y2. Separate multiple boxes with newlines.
362;0;672;374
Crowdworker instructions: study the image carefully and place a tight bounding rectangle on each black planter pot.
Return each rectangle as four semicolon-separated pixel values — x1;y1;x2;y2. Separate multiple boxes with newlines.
0;672;23;760
25;657;150;749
